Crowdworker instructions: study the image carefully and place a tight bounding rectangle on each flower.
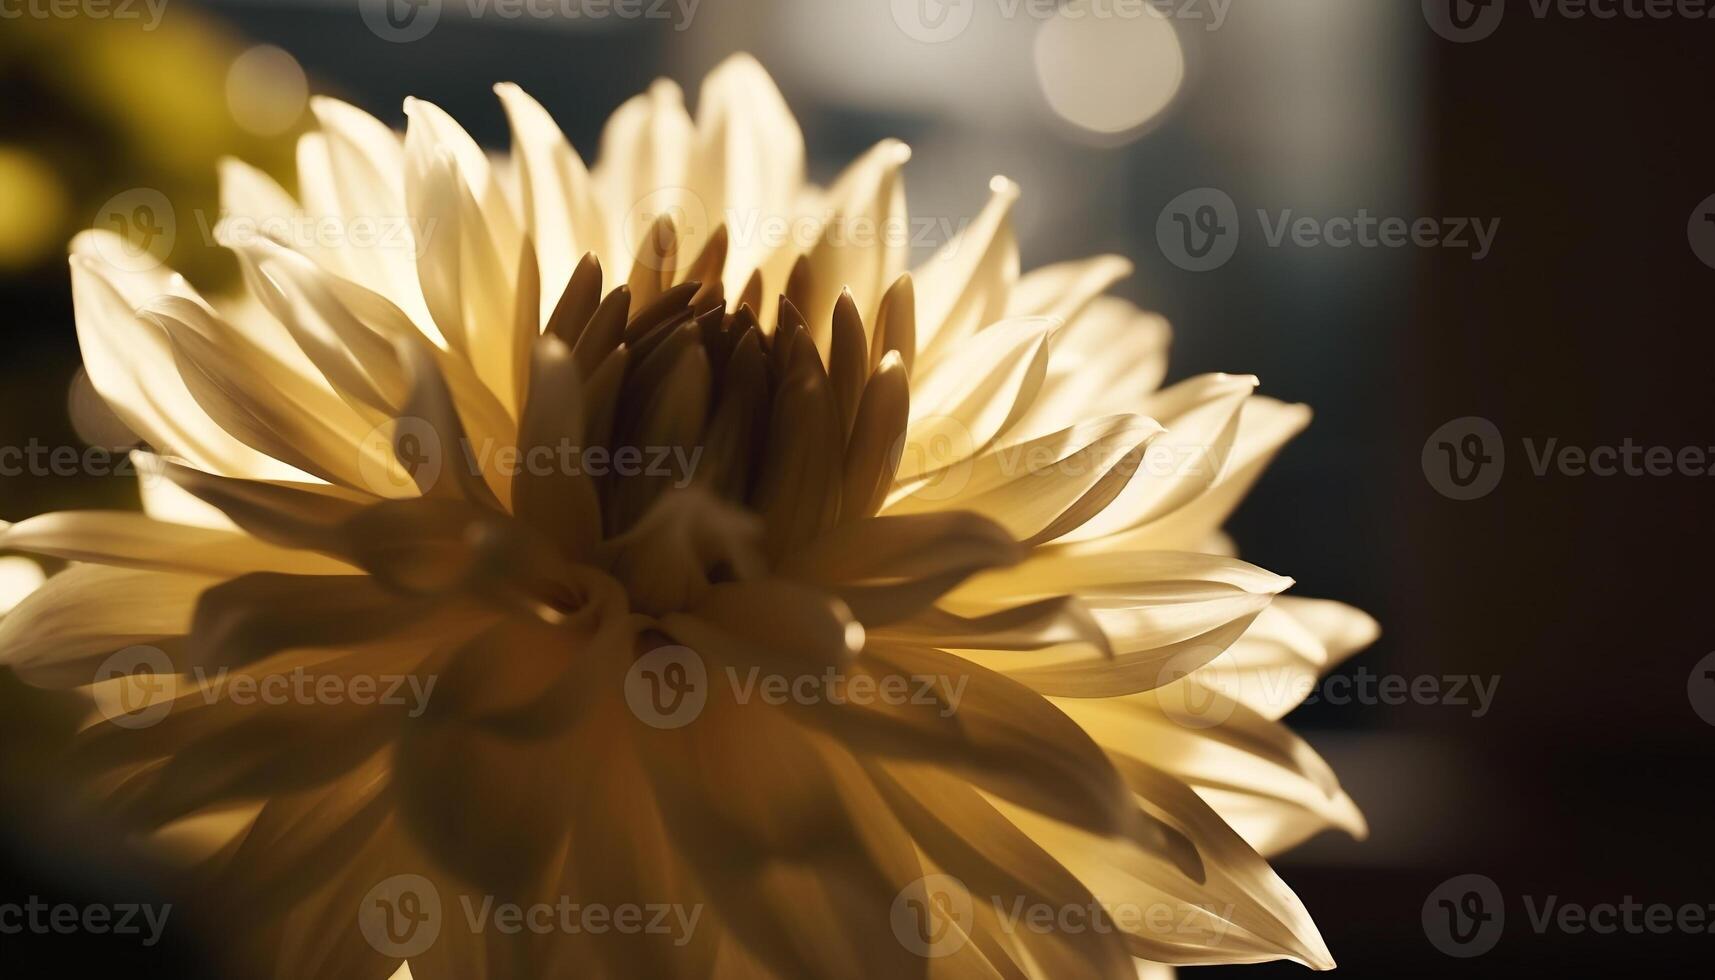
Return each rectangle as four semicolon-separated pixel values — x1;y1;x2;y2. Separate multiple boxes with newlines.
0;54;1377;980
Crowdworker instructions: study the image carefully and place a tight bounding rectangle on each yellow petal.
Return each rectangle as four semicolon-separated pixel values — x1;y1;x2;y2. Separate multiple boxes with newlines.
0;511;356;577
0;565;217;686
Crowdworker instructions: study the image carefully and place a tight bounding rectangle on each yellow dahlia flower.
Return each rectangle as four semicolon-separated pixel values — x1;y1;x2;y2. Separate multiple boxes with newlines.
0;54;1377;980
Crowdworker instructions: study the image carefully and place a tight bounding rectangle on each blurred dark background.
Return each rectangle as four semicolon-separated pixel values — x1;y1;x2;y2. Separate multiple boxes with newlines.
2;1;1712;976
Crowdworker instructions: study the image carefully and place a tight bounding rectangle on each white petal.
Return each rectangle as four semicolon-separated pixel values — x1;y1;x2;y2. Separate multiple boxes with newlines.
217;156;299;231
1010;295;1171;443
887;414;1162;545
1193;597;1379;722
691;54;806;294
140;296;399;493
1105;396;1311;552
1055;374;1256;542
913;177;1020;359
68;239;304;481
0;565;217;686
404;104;523;411
308;97;405;209
897;316;1052;482
947;551;1293;697
992;761;1337;970
593;79;694;284
1063;690;1367;858
1005;254;1133;323
293;98;437;330
130;451;235;529
400;96;520;260
1;510;357;577
495;83;608;320
0;555;45;615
